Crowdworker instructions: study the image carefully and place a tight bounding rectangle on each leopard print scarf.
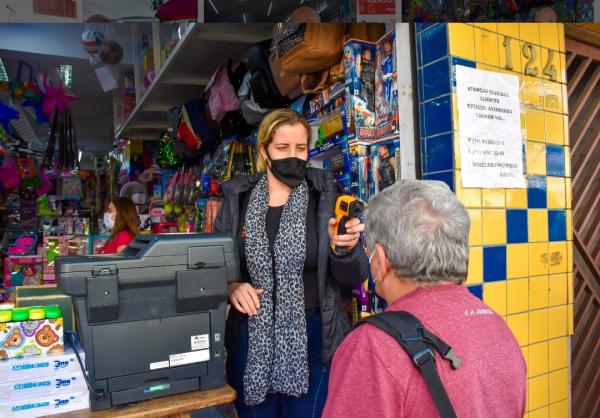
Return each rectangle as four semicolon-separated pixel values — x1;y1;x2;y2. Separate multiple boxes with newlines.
243;174;309;406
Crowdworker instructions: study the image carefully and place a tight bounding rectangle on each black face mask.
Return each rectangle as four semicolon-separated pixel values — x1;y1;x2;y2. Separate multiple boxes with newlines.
266;152;307;189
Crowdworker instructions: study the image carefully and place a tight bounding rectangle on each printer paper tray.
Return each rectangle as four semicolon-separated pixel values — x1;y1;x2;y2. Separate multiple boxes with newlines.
111;377;200;406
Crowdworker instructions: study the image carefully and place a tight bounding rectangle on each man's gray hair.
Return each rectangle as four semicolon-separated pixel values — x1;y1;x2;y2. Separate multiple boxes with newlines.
365;179;470;285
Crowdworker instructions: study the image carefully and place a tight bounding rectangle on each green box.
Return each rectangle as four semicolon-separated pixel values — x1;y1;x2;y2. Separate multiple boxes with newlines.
15;285;75;332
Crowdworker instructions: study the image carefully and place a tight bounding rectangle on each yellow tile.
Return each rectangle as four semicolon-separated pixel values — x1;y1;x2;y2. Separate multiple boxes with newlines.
549;305;568;339
467;246;483;285
449;24;476;61
567;273;573;304
566;210;572;242
498;23;520;39
522;76;544;109
507;188;528;208
543;81;563;114
530;242;550;276
567;304;573;335
548;337;568;371
563;115;570;146
455;171;482;208
549;368;569;403
507;313;529;347
468;209;482;246
474;23;498;32
558;24;565;52
521;40;543;78
565;178;571;209
474;28;500;67
525;108;545;141
508;243;530;279
484;281;507;316
563;147;570;177
530;275;549;310
482;209;507;245
549;399;569;418
529;341;549;377
559;52;567;84
547;177;566;209
477;63;498;73
498;33;522;72
566;241;573;273
548;274;567;307
482;188;506;208
508;278;529;314
528;373;549;411
530;308;549;345
539;23;560;52
529;210;549;242
529;406;549;418
545;112;564;145
526;141;547;175
549;241;568;274
520;23;541;45
562;84;569;115
540;46;561;85
521;111;527;137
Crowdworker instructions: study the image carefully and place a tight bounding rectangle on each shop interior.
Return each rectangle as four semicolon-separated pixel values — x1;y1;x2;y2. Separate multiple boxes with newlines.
0;19;398;416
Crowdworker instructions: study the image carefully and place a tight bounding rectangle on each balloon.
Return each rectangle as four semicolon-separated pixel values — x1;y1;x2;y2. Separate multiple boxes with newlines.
98;40;124;65
81;30;105;54
41;72;77;119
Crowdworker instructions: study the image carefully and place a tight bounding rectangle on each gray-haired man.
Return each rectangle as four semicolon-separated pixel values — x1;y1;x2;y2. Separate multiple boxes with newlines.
323;180;526;418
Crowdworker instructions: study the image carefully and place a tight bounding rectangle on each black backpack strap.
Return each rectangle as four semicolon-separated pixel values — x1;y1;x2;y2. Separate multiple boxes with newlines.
355;311;461;418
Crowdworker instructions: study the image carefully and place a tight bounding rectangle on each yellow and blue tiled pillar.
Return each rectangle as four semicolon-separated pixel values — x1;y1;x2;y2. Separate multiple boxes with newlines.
416;23;572;417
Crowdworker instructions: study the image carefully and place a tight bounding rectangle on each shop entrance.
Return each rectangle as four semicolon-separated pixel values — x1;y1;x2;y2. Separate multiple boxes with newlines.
565;23;600;418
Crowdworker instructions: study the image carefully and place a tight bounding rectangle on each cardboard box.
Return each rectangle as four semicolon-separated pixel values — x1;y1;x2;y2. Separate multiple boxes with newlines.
370;137;400;193
0;341;85;383
0;371;87;402
375;29;399;139
16;286;75;332
0;390;89;417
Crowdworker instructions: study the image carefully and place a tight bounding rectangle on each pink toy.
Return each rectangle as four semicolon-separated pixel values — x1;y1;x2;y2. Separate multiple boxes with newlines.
41;73;78;119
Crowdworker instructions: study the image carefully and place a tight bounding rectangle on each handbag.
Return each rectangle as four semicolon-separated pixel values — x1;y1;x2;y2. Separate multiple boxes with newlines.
275;23;347;74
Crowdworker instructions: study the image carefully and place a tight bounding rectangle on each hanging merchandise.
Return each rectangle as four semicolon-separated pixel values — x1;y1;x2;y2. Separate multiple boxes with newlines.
98;40;124;65
203;64;242;123
206;135;255;182
16;157;39;188
247;40;290;109
81;29;105;55
0;157;20;189
156;132;180;168
41;72;78;120
0;101;19;131
8;61;42;104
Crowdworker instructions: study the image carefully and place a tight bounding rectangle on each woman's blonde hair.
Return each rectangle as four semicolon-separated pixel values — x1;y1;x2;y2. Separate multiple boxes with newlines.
255;108;311;173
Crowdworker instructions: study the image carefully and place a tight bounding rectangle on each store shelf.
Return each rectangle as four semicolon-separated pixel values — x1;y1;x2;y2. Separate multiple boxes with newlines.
115;23;272;142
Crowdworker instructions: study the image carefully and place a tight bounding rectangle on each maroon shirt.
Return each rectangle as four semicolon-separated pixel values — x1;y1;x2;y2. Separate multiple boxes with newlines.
323;284;526;418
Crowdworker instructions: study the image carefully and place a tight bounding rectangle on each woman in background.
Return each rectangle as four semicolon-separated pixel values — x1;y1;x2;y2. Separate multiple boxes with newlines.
101;197;139;254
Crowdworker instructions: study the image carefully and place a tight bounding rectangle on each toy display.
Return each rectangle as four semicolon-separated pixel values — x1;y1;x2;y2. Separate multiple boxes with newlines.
349;143;373;201
0;306;64;359
375;30;399;139
371;137;400;193
4;256;43;289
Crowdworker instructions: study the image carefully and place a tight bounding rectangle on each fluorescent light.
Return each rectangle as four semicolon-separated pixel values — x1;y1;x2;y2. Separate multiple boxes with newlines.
208;0;219;14
242;13;247;23
267;1;273;16
78;151;82;162
317;2;328;14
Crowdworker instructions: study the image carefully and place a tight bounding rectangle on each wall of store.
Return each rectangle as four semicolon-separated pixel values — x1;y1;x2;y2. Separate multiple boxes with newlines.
415;23;573;417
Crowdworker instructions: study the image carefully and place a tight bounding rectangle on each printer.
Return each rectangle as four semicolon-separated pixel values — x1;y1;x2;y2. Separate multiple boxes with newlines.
55;233;237;410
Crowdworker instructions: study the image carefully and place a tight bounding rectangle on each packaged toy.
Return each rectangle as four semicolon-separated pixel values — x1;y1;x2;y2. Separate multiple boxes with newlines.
375;30;398;139
4;256;43;289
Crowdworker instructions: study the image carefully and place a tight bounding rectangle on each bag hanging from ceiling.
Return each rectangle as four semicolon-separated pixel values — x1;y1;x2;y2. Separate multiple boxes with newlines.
247;40;289;109
203;64;241;124
274;23;346;74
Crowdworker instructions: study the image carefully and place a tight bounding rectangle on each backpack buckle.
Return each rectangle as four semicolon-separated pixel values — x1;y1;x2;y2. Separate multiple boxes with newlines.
412;348;435;367
443;348;462;370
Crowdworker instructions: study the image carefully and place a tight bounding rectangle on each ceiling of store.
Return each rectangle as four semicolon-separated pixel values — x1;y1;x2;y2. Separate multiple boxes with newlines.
204;0;343;22
0;23;134;154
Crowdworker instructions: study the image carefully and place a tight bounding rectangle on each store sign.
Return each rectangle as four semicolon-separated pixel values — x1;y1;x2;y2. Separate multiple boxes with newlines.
455;66;525;188
356;0;396;22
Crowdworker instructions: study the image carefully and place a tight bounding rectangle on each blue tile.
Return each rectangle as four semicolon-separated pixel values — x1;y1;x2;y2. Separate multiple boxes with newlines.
419;103;426;140
418;68;424;103
527;175;547;209
546;145;565;177
416;33;422;68
451;57;477;87
422;58;451;101
420;139;427;174
506;209;529;244
423;95;452;137
424;133;453;173
483;246;507;282
416;23;434;33
421;24;448;65
468;284;483;300
423;170;454;191
548;210;567;242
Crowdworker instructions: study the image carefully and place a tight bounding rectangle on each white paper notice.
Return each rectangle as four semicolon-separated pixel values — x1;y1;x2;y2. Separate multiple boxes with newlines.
455;66;525;188
169;350;210;367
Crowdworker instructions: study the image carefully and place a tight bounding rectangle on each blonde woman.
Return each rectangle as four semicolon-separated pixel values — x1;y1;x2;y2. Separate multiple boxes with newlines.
214;108;368;418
